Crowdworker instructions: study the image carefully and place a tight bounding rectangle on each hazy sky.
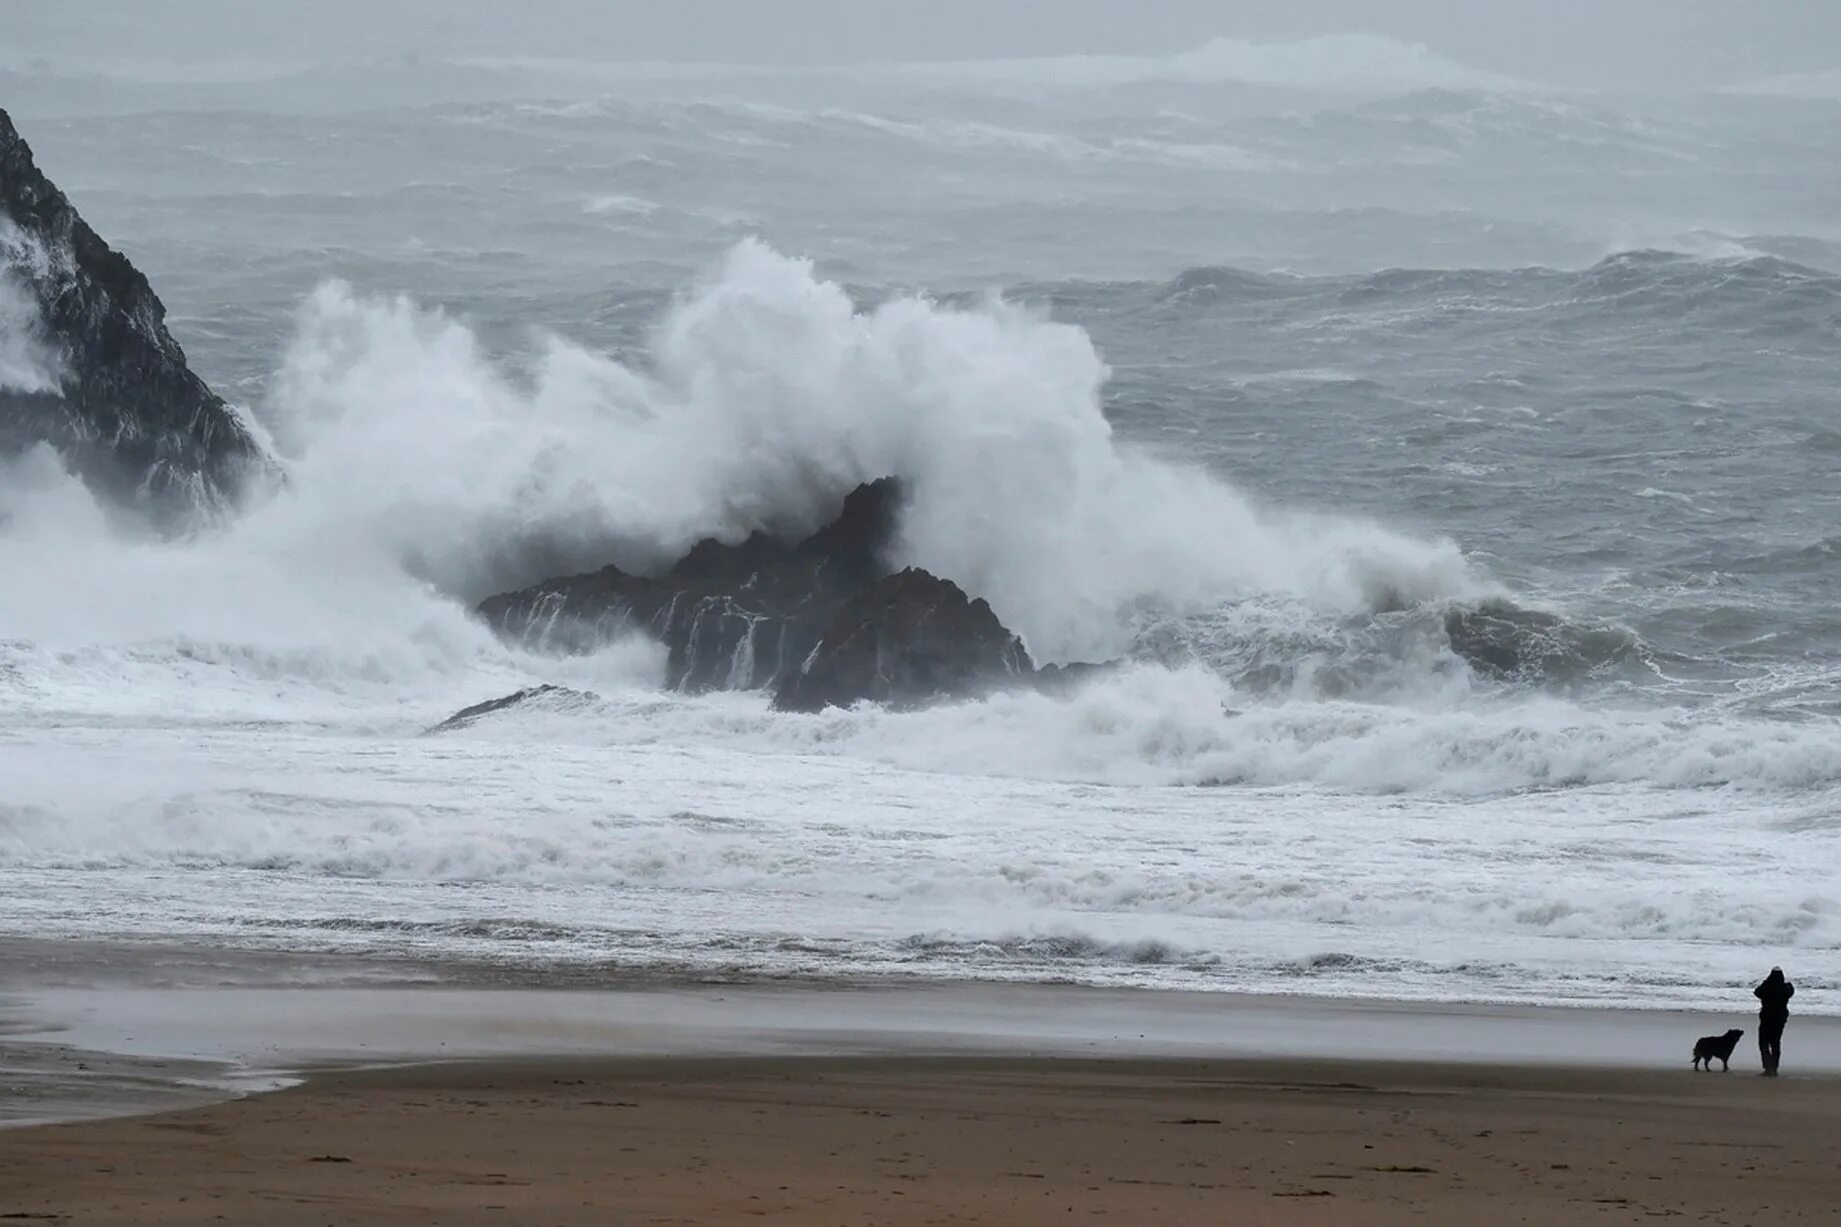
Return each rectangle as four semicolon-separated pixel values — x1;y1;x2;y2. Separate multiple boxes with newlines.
8;0;1839;90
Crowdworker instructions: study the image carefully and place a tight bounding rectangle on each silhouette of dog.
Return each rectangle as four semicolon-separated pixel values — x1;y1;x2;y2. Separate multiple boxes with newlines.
1692;1028;1745;1071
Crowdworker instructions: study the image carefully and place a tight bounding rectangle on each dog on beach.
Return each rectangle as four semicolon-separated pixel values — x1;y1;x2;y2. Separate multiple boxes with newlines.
1692;1028;1745;1071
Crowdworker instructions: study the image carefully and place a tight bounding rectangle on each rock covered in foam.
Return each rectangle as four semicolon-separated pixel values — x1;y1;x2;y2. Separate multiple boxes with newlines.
0;107;265;519
772;567;1035;713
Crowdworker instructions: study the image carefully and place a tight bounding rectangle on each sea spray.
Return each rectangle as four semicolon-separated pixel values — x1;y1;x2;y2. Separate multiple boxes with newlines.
4;240;1480;672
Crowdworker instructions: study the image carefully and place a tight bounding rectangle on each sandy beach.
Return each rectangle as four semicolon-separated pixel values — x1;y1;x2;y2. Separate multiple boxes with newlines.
4;1053;1837;1225
5;949;1835;1224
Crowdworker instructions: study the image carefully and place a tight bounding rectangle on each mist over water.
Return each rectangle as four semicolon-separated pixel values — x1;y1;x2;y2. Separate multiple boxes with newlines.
3;33;1840;1009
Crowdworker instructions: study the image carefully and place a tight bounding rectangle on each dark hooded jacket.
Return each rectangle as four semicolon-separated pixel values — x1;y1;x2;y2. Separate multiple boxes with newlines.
1755;971;1794;1023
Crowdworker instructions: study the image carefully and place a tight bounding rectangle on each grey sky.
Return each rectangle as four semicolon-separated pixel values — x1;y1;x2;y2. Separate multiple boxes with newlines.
7;0;1838;90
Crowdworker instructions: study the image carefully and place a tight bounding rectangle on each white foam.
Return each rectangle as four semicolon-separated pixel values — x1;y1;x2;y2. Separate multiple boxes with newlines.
582;194;659;217
1724;70;1841;100
5;238;1838;1011
9;239;1833;816
0;225;64;395
406;664;1841;798
2;702;1834;1011
902;35;1538;95
3;240;1832;817
2;240;1471;669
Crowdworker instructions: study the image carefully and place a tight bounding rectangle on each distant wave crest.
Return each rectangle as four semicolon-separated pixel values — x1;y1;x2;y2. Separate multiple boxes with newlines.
903;34;1538;95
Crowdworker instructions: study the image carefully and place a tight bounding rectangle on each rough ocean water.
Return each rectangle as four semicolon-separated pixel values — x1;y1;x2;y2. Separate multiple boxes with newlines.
2;38;1839;1012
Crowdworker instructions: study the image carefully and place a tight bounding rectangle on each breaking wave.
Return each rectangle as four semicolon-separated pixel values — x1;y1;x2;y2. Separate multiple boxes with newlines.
3;239;1837;807
903;35;1536;95
0;224;63;395
3;238;1481;674
1148;250;1841;322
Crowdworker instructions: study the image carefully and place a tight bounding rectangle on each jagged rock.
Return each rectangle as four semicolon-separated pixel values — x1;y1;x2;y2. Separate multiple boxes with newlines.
1032;659;1114;693
0;106;265;518
772;567;1034;712
426;683;598;733
477;479;902;693
478;476;1111;710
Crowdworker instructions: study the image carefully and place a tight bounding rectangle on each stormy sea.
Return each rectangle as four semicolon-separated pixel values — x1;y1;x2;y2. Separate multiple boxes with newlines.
3;36;1839;1013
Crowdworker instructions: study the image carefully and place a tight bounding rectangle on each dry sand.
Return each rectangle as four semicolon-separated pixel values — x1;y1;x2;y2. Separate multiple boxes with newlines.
3;1055;1836;1225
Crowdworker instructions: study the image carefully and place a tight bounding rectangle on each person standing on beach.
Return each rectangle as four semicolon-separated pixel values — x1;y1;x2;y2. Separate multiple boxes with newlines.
1755;966;1794;1075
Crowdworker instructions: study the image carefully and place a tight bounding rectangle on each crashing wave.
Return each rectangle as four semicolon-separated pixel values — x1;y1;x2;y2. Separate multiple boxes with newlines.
900;35;1538;95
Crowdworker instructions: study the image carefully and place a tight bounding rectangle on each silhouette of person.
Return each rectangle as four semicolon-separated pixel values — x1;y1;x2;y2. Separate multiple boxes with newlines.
1754;966;1794;1075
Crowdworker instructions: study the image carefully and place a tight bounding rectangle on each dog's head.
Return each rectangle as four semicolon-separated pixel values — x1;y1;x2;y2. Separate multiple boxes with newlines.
1723;1029;1745;1041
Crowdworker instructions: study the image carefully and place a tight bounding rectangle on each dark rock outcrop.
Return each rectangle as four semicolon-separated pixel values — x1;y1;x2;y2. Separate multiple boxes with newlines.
1032;659;1115;694
478;479;905;694
425;684;598;733
0;107;265;518
477;477;1099;711
772;567;1034;712
1444;598;1644;683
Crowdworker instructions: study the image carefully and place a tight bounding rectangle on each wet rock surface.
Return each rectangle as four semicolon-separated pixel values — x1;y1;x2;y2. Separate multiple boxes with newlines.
477;478;1097;710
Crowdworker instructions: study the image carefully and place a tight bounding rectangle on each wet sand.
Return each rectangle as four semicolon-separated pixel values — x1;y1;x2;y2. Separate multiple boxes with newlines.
5;942;1834;1223
3;1054;1836;1225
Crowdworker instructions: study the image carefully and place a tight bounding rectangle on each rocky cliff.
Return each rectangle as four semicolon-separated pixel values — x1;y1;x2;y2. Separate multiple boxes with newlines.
0;107;265;519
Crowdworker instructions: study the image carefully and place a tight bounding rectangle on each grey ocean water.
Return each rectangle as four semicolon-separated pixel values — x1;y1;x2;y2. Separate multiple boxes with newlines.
2;43;1838;1011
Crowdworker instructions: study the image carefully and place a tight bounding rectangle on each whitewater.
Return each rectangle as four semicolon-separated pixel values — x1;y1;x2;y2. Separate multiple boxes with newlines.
3;38;1839;1012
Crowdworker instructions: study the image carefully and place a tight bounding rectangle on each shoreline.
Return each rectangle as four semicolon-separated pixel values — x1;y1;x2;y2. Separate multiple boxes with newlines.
4;1052;1836;1224
6;943;1836;1131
